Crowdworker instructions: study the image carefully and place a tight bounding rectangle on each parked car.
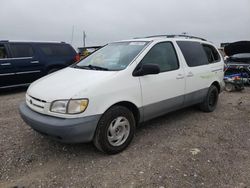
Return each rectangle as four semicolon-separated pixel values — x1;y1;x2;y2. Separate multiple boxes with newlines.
19;35;224;154
224;41;250;83
0;40;77;89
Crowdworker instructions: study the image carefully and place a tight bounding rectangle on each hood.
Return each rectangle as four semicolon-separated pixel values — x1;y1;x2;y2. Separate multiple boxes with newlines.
224;41;250;56
28;67;118;102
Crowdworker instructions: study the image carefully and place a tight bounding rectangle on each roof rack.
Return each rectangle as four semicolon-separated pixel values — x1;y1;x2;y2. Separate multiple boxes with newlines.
134;34;207;41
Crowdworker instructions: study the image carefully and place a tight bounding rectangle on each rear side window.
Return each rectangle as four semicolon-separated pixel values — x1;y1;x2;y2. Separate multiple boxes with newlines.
140;42;179;72
10;43;34;58
0;45;8;59
39;44;74;57
202;44;221;63
177;41;208;67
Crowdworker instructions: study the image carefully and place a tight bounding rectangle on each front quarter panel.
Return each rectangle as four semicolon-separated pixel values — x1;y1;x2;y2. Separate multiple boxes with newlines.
78;71;142;117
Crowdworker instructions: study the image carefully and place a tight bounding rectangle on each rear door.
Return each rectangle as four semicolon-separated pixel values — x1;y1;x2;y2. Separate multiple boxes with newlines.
8;43;43;84
176;41;211;106
176;41;221;106
138;42;185;121
202;43;224;86
0;43;18;88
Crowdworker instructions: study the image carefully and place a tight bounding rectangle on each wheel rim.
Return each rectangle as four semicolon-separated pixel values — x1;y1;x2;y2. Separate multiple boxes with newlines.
225;83;234;92
107;116;130;147
208;90;217;107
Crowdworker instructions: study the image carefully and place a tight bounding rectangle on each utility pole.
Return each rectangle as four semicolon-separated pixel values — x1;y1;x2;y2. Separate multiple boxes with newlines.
83;31;86;47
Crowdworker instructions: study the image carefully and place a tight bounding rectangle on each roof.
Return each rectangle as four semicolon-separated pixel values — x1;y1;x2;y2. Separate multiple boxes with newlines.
118;34;208;43
0;40;67;44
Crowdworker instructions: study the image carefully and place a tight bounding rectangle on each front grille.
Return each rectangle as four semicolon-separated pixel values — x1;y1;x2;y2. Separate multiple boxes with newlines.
26;95;46;110
29;95;47;103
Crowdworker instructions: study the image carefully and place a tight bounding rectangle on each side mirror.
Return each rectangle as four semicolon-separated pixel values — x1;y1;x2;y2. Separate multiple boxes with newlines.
133;64;160;76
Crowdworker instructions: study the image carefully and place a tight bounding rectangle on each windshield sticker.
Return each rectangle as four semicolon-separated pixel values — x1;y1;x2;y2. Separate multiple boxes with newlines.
129;42;146;46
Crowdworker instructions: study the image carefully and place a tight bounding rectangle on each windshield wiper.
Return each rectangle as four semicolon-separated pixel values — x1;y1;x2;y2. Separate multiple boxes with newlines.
87;65;109;71
73;64;109;71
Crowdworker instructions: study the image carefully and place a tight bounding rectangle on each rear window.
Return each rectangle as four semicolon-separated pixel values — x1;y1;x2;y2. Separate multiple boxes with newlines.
177;41;208;67
39;44;74;57
202;44;221;63
10;43;34;58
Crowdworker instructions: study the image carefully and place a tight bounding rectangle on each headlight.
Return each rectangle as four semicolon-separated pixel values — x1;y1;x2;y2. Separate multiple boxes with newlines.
50;99;88;114
67;99;88;114
50;100;68;114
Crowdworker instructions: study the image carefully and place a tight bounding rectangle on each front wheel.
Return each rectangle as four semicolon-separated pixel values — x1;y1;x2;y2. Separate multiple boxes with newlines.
199;85;219;112
93;105;136;154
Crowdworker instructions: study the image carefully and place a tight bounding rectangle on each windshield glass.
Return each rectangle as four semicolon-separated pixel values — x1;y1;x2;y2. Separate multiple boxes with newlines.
75;41;148;71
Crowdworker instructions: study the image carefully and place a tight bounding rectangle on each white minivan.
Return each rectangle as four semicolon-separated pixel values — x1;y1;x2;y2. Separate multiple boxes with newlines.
19;35;224;154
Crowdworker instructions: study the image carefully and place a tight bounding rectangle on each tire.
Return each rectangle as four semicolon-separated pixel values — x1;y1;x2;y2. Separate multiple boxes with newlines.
93;105;136;154
199;85;219;112
225;83;235;92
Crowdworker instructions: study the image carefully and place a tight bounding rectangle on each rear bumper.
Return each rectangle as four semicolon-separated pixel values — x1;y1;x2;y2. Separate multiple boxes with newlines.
19;102;101;143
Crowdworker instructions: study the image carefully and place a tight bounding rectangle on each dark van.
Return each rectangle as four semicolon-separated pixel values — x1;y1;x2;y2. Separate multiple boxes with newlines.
0;41;77;89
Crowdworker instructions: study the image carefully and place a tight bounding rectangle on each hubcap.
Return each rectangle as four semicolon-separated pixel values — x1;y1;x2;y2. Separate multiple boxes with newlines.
107;116;130;146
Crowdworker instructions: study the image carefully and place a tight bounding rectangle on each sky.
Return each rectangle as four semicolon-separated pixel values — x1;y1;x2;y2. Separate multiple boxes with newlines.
1;0;250;49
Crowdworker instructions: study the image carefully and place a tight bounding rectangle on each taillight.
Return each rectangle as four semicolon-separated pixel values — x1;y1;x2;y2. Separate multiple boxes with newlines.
74;54;81;62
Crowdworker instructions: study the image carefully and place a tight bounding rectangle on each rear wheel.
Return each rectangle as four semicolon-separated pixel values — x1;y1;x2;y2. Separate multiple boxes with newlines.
93;105;135;154
225;83;235;92
199;85;219;112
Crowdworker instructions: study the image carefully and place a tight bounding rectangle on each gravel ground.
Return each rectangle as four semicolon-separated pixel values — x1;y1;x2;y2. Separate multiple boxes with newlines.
0;88;250;188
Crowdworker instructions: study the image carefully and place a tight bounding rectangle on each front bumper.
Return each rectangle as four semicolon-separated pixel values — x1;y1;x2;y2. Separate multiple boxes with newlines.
19;102;101;143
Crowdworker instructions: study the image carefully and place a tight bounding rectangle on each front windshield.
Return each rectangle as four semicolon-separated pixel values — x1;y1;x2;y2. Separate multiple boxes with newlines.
75;41;148;71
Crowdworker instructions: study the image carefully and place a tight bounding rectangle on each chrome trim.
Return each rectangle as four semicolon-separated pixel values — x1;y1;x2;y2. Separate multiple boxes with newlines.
0;73;15;76
16;70;40;75
1;63;11;66
0;83;30;89
30;61;39;64
0;70;40;76
0;57;32;60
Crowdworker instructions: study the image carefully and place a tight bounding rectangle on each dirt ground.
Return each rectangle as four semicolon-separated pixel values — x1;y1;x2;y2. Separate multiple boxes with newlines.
0;88;249;188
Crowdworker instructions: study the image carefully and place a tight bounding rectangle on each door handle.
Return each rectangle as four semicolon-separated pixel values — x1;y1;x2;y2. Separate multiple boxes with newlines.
176;74;184;79
1;63;11;66
187;72;194;77
30;61;39;64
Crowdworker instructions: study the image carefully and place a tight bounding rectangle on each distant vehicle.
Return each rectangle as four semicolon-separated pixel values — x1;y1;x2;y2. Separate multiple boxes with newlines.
224;41;250;84
0;40;77;89
78;46;102;59
19;35;224;154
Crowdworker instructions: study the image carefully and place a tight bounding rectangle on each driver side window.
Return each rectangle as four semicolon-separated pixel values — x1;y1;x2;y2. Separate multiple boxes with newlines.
140;42;179;72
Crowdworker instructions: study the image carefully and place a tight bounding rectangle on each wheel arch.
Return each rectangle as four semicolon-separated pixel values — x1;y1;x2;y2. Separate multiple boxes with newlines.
104;101;141;126
211;81;221;93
